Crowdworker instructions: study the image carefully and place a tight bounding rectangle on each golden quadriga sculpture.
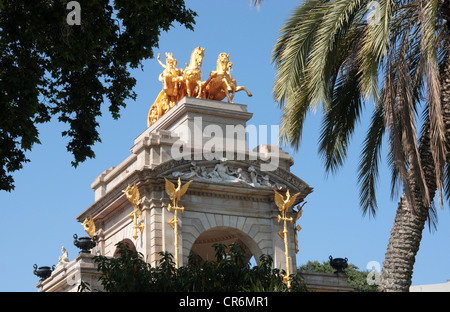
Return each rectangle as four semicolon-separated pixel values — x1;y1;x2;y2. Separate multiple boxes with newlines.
147;47;252;127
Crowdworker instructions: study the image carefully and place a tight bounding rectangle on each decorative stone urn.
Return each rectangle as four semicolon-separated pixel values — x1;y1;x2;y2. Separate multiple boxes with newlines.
33;264;55;281
329;256;348;274
73;234;97;254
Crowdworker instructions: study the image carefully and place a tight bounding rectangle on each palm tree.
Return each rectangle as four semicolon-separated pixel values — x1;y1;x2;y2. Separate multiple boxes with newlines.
262;0;450;291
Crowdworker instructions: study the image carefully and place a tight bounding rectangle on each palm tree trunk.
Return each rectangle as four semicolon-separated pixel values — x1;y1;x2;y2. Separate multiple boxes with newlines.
379;41;450;291
379;191;432;291
378;123;436;291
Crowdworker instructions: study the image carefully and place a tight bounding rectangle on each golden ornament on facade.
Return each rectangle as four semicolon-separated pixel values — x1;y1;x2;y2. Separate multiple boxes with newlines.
123;183;144;240
293;202;306;254
81;216;96;254
147;47;252;127
82;216;96;239
274;189;301;288
165;177;193;268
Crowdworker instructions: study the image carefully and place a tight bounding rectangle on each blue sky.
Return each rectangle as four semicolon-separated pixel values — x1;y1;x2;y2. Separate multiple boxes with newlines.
1;0;449;292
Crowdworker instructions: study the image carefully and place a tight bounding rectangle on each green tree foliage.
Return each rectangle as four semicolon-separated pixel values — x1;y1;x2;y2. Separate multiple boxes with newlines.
298;260;378;292
0;0;196;191
83;241;307;292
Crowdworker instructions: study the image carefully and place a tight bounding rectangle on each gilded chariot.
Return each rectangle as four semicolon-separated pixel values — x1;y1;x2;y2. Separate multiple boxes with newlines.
147;47;252;127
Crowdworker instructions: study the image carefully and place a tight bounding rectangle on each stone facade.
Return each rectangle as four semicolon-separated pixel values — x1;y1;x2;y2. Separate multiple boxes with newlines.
36;253;103;292
300;272;354;292
77;97;312;269
410;280;450;292
38;97;352;292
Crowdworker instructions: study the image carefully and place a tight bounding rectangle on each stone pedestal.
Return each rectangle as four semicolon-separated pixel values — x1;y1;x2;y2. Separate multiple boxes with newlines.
36;253;103;292
300;271;354;292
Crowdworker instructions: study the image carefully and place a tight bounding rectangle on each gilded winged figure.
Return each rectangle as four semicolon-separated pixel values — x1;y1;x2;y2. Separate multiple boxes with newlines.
81;216;96;238
293;202;306;223
123;182;144;240
165;177;193;209
274;190;301;214
274;189;301;288
122;182;141;210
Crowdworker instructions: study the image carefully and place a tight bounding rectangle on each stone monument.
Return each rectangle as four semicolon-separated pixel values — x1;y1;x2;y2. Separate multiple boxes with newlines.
36;47;314;292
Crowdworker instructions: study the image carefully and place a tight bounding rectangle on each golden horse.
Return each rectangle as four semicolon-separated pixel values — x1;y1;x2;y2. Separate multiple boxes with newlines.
202;53;252;103
183;46;205;98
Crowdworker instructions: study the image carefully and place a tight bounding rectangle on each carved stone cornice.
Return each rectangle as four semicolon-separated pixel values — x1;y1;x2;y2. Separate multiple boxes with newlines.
77;157;312;223
153;158;313;195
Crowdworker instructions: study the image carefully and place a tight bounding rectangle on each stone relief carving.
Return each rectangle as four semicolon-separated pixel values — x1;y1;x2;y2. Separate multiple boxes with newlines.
170;160;286;190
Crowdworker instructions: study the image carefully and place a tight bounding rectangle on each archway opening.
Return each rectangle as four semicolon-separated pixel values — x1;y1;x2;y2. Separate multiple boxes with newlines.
189;227;257;264
113;239;136;258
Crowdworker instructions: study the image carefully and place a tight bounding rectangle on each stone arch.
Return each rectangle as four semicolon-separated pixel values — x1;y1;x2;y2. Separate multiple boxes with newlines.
188;226;262;264
113;238;136;257
181;211;274;267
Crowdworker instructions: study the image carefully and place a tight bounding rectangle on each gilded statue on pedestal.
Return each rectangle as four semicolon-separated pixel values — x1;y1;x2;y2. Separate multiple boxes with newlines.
147;47;252;127
274;189;301;288
165;177;193;268
157;52;185;114
123;183;144;240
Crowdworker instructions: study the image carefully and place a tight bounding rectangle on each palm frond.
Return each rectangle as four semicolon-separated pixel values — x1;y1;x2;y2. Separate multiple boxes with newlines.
319;67;363;174
443;162;450;208
381;31;410;205
419;0;446;208
357;0;393;102
274;0;367;148
250;0;263;10
273;0;449;224
306;0;367;110
400;28;429;209
279;84;311;149
358;101;385;217
272;0;328;107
